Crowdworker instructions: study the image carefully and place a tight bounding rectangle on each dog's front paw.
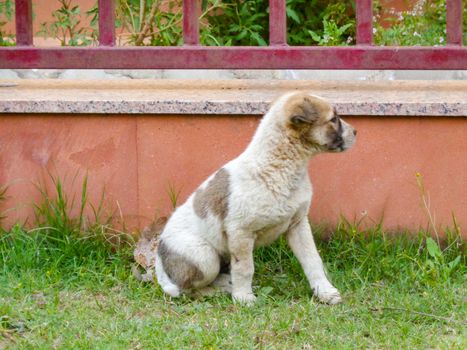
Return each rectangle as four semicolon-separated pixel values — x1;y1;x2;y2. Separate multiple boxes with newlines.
232;292;256;306
313;284;342;305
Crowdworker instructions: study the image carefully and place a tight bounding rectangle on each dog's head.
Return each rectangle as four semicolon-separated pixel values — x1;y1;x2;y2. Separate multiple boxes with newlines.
277;92;356;153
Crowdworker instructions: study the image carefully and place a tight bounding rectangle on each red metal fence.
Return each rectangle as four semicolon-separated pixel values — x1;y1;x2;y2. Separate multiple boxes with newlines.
1;0;466;69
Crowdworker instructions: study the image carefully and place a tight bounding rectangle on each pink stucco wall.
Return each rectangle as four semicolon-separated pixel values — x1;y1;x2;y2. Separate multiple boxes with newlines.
0;114;465;236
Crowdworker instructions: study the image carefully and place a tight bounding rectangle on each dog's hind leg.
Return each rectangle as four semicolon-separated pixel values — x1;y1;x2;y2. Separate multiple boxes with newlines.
155;254;181;297
192;273;232;297
155;237;221;297
211;273;232;292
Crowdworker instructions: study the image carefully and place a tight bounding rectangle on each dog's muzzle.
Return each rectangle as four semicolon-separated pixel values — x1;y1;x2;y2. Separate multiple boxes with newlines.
328;128;357;152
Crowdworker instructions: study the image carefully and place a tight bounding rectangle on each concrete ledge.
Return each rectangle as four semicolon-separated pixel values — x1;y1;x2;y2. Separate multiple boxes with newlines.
0;79;466;116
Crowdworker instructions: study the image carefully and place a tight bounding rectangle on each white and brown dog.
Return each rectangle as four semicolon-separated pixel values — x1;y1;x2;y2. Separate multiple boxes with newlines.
155;92;356;305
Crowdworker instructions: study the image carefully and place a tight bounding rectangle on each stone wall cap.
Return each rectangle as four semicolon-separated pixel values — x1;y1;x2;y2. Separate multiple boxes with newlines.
0;79;465;116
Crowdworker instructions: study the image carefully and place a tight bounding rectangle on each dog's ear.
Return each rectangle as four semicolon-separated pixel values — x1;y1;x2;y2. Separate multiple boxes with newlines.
290;115;309;126
291;115;310;125
287;95;321;127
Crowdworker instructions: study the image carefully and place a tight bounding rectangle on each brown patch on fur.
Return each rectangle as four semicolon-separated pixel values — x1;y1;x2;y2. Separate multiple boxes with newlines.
193;168;230;219
282;93;337;152
273;133;305;161
284;93;332;126
252;133;308;196
193;189;207;218
158;240;204;289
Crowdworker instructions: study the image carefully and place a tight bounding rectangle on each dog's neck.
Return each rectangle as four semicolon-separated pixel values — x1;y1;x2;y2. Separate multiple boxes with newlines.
242;122;316;197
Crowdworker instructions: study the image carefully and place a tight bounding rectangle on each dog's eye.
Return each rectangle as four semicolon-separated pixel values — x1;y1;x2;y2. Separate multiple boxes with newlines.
330;116;338;123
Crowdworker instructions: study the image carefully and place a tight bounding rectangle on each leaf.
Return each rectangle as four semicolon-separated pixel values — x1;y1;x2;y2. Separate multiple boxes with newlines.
286;8;301;24
447;255;461;271
338;23;353;35
249;24;263;32
201;0;209;12
308;30;321;42
248;13;266;23
239;5;250;17
260;286;273;296
250;31;267;46
425;259;435;269
228;24;242;33
235;30;248;41
426;237;442;258
71;6;81;15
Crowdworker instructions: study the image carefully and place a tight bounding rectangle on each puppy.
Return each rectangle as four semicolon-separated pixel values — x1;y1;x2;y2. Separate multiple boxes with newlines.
155;92;356;305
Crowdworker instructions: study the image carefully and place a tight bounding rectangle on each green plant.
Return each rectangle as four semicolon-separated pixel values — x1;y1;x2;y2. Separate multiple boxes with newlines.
116;0;180;45
0;169;465;348
1;217;465;348
415;171;441;239
115;0;356;46
203;0;268;46
204;0;355;46
308;15;353;46
373;0;450;46
287;1;355;46
0;174;136;279
0;0;15;46
31;172;129;254
4;0;466;47
37;0;97;46
166;182;181;210
401;172;465;286
33;173;87;237
0;184;8;228
419;236;463;284
116;0;229;46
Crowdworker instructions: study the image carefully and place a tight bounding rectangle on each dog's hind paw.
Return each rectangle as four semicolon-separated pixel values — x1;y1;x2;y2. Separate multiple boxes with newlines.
232;292;256;306
162;284;181;298
313;285;342;305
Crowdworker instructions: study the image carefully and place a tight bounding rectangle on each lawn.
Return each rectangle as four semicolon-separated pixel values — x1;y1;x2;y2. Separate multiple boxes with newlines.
1;220;465;349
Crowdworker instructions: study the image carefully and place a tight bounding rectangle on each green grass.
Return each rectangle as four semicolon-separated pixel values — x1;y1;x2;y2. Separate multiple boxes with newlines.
0;176;465;349
0;222;465;349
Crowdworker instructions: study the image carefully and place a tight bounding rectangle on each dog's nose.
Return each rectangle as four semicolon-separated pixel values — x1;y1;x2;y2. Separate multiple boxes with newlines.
353;129;357;136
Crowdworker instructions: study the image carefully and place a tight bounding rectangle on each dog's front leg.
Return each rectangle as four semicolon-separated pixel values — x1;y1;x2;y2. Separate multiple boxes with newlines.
287;218;342;304
228;231;256;305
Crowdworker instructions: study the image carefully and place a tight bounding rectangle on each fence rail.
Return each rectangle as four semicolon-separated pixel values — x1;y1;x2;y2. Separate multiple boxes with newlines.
1;0;466;70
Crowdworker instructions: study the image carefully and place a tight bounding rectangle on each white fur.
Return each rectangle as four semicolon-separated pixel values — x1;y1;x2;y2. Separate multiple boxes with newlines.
155;92;356;305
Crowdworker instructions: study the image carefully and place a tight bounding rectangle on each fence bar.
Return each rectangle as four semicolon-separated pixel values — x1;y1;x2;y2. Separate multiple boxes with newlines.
446;0;463;45
15;0;33;46
269;0;287;45
356;0;373;45
98;0;116;46
2;46;466;70
183;0;200;45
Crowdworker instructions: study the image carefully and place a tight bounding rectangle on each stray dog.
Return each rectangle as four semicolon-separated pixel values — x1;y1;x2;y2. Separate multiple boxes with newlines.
155;92;356;305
